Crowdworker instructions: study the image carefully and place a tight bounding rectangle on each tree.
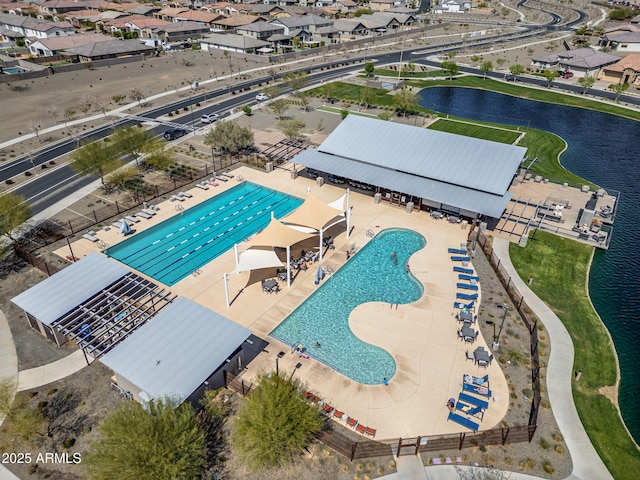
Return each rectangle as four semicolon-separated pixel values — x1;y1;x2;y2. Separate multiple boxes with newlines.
70;139;121;186
360;86;373;110
609;82;629;101
354;7;373;16
84;398;206;480
578;75;595;94
284;71;309;93
543;70;558;87
320;83;335;104
378;111;393;121
25;119;42;143
129;87;145;106
204;120;254;156
340;109;349;119
441;60;459;79
111;126;153;166
233;373;324;470
277;118;306;140
480;61;493;79
270;98;289;120
396;87;419;117
401;60;416;77
242;105;253;115
509;64;525;76
364;61;375;77
106;165;139;198
143;142;175;175
0;193;31;241
79;94;96;114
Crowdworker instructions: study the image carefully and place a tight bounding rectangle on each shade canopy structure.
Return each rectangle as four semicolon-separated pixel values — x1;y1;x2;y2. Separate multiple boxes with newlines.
120;220;131;235
246;217;315;248
231;247;284;274
281;193;345;231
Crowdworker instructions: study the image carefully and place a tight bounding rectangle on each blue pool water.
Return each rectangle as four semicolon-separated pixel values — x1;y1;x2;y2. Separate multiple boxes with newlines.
271;228;426;385
2;66;29;74
106;182;302;286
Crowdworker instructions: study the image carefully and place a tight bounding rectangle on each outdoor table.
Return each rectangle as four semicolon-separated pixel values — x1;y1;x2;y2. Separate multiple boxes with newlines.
430;211;444;219
263;279;278;292
461;325;476;340
474;347;490;365
459;310;474;323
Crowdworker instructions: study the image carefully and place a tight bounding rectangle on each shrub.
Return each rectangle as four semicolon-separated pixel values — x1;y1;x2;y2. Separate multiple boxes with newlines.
542;460;554;474
63;438;76;449
539;437;550;449
554;445;564;454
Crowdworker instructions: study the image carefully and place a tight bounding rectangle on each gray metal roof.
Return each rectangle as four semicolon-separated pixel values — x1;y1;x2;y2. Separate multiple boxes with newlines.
100;297;251;404
293;149;512;218
318;115;525;197
11;253;130;326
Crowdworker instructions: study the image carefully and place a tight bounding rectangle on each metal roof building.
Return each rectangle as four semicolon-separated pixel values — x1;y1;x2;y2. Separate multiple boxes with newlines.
11;252;129;327
100;297;252;406
292;115;527;218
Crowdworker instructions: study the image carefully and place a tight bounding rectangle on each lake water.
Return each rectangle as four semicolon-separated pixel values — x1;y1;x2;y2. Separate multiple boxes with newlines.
419;87;640;444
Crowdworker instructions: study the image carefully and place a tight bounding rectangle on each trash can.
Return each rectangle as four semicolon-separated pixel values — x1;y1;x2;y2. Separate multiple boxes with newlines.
316;177;324;187
265;162;273;173
374;193;382;204
290;170;298;180
405;201;414;213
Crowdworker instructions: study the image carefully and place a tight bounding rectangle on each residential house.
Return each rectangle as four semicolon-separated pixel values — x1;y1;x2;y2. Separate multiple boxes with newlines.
238;4;288;18
236;21;285;41
102;15;171;38
127;5;163;17
27;31;112;56
39;0;89;15
370;11;418;27
212;14;266;31
0;13;76;39
333;18;369;37
599;30;640;53
152;21;211;43
369;0;398;12
334;0;358;14
63;9;128;29
154;7;191;22
62;38;155;61
200;31;271;53
600;53;640;85
270;14;332;37
173;10;225;26
531;47;620;77
433;0;472;14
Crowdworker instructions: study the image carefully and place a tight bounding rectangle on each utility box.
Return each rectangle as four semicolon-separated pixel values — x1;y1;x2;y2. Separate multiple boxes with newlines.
290;170;298;180
374;193;382;204
316;177;324;187
265;162;273;173
406;201;414;213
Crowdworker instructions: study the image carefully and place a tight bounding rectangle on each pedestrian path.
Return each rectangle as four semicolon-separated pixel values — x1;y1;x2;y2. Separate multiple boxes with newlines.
17;350;88;392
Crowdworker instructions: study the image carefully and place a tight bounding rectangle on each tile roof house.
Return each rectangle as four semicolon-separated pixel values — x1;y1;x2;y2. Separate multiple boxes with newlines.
212;14;266;30
39;0;90;14
152;21;211;42
531;47;621;77
103;15;171;37
154;7;191;21
200;31;271;53
27;31;112;56
63;9;128;29
369;0;399;12
0;13;76;39
599;30;640;53
433;0;472;14
172;10;225;25
236;21;285;41
600;53;640;85
62;38;155;60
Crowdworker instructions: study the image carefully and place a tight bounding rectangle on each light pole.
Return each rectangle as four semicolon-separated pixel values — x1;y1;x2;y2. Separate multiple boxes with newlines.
276;351;285;376
210;146;216;178
397;38;404;81
493;303;509;350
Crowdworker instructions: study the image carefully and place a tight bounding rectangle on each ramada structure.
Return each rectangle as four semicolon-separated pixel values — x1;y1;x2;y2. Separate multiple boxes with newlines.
291;115;527;220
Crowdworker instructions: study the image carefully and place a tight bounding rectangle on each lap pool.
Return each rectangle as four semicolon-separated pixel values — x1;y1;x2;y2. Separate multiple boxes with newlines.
270;228;425;385
105;182;302;286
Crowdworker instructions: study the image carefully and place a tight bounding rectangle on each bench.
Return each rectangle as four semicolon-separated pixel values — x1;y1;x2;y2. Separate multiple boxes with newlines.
447;412;479;431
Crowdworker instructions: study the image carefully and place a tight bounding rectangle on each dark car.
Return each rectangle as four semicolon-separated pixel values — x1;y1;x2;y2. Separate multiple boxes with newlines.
504;74;516;82
560;71;574;79
164;128;187;141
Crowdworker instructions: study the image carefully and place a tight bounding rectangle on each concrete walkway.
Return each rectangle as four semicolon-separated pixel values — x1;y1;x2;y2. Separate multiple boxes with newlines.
17;350;88;392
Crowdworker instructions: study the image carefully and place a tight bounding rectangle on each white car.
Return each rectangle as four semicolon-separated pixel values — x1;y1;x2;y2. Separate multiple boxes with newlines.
256;93;269;101
200;113;220;124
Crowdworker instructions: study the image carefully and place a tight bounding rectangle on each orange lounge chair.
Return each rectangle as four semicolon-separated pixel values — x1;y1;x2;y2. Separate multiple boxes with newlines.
305;391;313;399
333;410;344;419
323;404;333;414
347;417;358;428
356;424;366;435
365;427;376;438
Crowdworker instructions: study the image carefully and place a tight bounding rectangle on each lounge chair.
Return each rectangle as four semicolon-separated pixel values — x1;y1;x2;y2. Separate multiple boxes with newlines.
455;400;485;420
347;417;358;428
112;221;123;229
447;412;479;431
125;215;140;223
448;248;467;254
356;424;366;435
142;208;156;216
451;256;471;262
215;175;228;182
456;293;478;300
453;266;474;274
170;195;185;202
364;427;376;438
323;404;334;414
305;391;314;399
457;283;479;291
178;191;193;198
458;274;480;281
458;392;490;409
196;183;209;190
333;410;344;419
83;233;98;242
221;172;234;179
464;374;489;386
136;211;152;219
206;179;219;187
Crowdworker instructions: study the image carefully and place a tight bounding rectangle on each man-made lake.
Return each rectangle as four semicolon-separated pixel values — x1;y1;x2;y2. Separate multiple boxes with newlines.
419;86;640;443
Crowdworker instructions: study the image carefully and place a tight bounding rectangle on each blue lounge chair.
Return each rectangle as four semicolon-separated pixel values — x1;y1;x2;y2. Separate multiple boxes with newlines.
447;412;479;431
458;392;490;409
462;383;492;398
464;301;475;309
455;401;485;420
457;293;478;300
457;283;479;291
453;266;474;274
450;256;471;262
464;374;489;386
448;248;467;254
458;274;481;281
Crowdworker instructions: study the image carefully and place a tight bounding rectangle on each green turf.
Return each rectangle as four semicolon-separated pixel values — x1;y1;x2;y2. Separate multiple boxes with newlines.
510;231;640;480
427;118;521;144
366;68;452;79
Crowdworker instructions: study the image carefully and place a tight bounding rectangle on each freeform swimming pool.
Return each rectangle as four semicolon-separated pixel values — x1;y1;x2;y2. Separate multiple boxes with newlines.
270;228;426;385
106;182;302;286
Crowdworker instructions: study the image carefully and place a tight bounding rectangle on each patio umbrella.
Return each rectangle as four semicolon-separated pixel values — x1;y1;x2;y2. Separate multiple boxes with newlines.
120;220;131;235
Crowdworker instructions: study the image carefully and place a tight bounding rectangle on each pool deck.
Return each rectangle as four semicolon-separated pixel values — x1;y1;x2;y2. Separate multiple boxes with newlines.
57;165;509;440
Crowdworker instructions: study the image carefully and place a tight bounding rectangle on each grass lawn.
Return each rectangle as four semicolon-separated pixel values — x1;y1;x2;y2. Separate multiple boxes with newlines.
406;76;640;122
367;68;451;79
510;231;640;480
428;118;521;144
